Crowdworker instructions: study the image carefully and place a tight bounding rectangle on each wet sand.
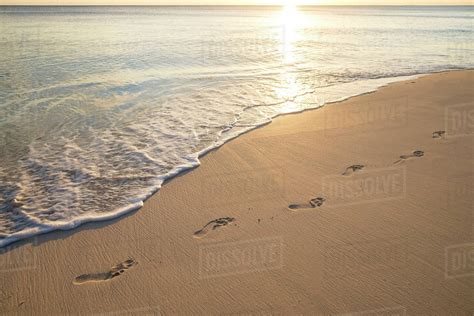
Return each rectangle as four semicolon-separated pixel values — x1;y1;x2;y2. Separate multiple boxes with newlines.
1;70;473;315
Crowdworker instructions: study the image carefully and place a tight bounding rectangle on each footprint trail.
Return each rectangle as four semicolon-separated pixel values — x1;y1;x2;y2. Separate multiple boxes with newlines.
289;197;326;210
74;258;137;285
394;150;424;164
432;130;446;139
193;217;235;239
342;164;364;176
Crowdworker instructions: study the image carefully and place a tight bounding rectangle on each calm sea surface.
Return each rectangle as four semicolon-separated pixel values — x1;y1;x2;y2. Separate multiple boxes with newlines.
0;6;472;246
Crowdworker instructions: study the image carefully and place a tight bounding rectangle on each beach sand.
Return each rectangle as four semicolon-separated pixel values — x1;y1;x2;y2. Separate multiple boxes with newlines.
1;70;473;315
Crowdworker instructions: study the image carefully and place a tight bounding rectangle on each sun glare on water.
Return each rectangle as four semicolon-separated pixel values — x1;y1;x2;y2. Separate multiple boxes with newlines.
278;0;305;113
280;0;301;63
283;0;298;17
282;0;299;29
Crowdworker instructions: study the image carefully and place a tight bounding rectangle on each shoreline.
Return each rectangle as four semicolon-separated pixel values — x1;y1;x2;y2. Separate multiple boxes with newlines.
1;70;473;314
1;69;467;249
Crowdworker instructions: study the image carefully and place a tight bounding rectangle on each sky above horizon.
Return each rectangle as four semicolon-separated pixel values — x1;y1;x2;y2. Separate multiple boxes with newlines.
1;0;472;5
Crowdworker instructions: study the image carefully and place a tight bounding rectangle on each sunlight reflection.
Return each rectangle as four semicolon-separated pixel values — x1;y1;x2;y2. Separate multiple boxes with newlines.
273;67;302;113
280;2;301;63
276;2;303;112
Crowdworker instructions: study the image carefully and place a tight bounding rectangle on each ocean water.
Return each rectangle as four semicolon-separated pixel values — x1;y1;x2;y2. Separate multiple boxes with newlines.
0;6;472;247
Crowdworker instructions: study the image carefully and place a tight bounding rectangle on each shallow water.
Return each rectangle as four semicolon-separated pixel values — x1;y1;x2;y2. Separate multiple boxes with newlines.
0;6;472;246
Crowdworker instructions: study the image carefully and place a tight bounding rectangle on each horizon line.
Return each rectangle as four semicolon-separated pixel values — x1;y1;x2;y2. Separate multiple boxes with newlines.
1;3;472;6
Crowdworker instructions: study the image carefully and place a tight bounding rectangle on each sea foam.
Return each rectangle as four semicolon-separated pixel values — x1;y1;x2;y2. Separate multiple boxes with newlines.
0;5;472;247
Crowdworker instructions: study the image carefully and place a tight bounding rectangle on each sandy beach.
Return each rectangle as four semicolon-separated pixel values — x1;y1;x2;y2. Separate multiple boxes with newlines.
1;70;473;315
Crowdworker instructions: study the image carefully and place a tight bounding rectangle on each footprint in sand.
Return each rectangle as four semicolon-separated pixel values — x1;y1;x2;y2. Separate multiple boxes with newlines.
342;164;364;176
193;217;235;239
394;150;424;164
74;258;137;285
432;130;446;139
289;197;326;210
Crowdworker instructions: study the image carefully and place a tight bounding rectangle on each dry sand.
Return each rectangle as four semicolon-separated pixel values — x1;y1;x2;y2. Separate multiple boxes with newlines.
1;70;473;315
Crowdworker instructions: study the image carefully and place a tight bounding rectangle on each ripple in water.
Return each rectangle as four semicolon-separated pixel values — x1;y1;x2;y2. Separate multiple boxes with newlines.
0;5;472;246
